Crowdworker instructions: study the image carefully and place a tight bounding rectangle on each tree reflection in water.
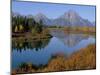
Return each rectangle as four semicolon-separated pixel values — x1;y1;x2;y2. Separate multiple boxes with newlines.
12;38;51;52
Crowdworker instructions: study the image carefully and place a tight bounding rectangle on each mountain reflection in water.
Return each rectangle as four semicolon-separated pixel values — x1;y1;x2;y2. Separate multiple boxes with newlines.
50;30;93;47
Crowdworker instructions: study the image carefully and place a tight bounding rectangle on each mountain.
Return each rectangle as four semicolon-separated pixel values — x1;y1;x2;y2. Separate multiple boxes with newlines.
33;13;52;25
12;10;94;27
53;10;93;26
33;10;94;27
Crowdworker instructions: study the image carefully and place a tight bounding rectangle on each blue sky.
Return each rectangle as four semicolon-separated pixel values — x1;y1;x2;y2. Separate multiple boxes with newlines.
12;1;96;22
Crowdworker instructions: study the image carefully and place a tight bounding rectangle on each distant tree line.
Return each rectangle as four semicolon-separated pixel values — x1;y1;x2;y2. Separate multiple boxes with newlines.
12;14;43;34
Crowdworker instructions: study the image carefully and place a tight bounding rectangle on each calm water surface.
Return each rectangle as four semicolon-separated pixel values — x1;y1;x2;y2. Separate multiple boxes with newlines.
12;30;95;69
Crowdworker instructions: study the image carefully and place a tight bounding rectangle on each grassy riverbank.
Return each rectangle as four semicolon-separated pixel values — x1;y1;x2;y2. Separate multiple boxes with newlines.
12;44;96;74
12;28;52;41
48;26;95;34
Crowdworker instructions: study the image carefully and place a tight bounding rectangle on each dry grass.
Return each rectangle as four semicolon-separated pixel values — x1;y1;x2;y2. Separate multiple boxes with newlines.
12;44;96;74
42;45;96;72
43;44;96;72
